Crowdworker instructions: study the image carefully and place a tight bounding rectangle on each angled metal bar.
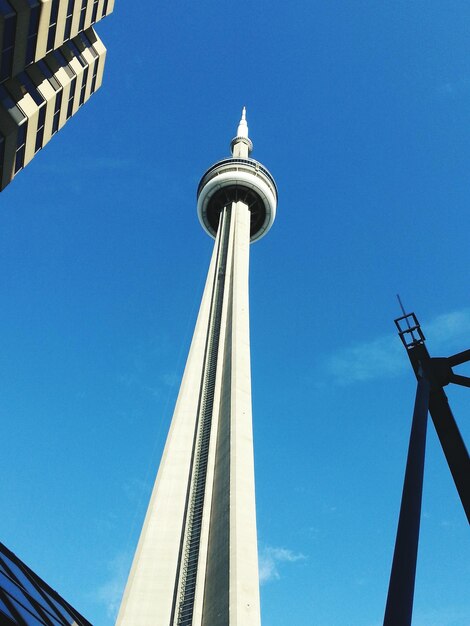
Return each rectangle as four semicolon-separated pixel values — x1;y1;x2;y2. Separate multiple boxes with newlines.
447;349;470;367
448;373;470;389
383;375;430;626
428;389;470;523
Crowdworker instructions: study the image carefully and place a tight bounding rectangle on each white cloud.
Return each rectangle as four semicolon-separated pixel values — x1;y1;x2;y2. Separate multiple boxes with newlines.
438;77;470;97
259;546;306;584
94;552;131;619
324;308;470;385
425;308;470;348
117;370;176;399
409;606;470;626
325;334;404;384
93;546;304;615
122;477;151;505
367;605;470;626
161;372;180;387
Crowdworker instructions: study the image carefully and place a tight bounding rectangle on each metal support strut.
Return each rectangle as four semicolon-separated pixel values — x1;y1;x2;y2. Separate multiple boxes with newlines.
383;375;429;626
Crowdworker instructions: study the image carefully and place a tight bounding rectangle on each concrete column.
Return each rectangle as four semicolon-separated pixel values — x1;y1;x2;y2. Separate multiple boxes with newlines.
116;226;223;625
229;202;260;626
117;201;261;626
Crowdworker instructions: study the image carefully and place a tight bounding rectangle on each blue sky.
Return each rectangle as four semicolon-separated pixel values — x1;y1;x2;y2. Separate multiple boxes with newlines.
1;1;469;624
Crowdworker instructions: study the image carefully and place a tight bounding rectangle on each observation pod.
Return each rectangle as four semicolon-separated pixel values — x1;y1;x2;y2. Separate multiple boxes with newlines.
197;108;278;242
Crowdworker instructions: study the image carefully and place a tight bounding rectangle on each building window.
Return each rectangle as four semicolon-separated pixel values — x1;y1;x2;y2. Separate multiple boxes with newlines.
0;544;90;626
25;1;40;65
52;113;59;134
14;145;25;173
90;57;99;93
52;93;62;134
35;105;46;152
0;594;15;622
66;77;76;118
0;553;70;625
46;0;61;52
0;132;5;178
79;66;88;104
43;592;78;625
91;0;99;23
78;0;87;30
1;558;46;616
27;1;40;37
0;0;16;83
0;578;45;626
63;0;75;41
50;0;60;23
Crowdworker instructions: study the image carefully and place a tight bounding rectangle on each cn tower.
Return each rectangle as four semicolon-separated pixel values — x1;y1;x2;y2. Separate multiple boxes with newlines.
117;109;278;626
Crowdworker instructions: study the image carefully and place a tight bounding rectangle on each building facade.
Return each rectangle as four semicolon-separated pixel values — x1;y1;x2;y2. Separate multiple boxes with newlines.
0;541;92;625
0;0;114;191
117;110;277;626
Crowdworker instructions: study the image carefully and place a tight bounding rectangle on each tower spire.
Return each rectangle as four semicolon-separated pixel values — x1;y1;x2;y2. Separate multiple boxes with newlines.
237;106;248;138
231;106;253;158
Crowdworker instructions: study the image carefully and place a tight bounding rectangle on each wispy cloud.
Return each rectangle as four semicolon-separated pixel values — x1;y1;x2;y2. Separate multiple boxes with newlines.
410;606;470;626
93;552;131;619
162;372;180;388
324;308;470;385
93;546;305;614
117;368;179;399
367;605;470;626
259;546;306;584
325;334;403;384
122;477;151;505
438;77;470;97
425;308;470;347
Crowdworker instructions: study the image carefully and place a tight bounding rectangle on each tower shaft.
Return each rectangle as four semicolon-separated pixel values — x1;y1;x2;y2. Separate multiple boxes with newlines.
117;201;261;626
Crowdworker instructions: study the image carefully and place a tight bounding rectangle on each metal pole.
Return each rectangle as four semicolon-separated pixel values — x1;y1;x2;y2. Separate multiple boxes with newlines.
383;375;430;626
428;389;470;524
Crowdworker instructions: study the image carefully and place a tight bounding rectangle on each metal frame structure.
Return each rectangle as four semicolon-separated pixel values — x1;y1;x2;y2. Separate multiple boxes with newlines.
383;311;470;626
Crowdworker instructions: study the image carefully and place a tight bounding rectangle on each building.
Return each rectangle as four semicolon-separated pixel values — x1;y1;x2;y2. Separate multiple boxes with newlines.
0;0;114;191
117;109;278;626
0;541;91;625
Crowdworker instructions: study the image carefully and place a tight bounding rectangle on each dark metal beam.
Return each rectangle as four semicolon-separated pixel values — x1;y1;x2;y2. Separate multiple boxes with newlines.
428;389;470;523
447;348;470;367
448;373;470;389
383;375;430;626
